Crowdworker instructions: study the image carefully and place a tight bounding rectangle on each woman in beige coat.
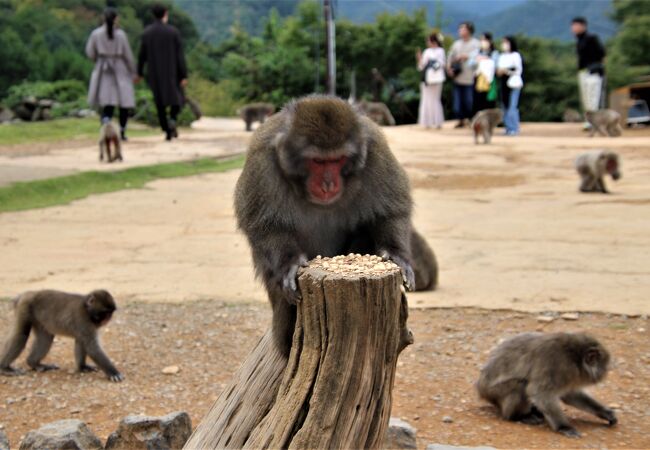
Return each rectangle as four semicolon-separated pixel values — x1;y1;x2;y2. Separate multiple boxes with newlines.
86;8;136;141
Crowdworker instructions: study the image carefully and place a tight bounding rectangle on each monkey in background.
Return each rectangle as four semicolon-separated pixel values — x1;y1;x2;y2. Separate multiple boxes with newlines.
99;121;123;163
575;150;621;193
235;95;437;355
356;100;396;126
585;109;622;137
477;332;617;438
0;289;124;382
238;103;276;131
471;109;503;144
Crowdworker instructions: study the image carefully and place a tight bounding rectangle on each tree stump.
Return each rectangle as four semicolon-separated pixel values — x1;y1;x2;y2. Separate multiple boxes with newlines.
185;255;413;449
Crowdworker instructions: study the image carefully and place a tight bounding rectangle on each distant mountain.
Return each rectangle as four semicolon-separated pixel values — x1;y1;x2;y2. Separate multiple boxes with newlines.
174;0;617;44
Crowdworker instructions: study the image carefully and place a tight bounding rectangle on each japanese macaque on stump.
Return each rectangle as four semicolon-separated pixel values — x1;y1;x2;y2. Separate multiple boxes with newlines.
0;289;124;382
478;332;617;438
234;95;437;356
575;150;621;193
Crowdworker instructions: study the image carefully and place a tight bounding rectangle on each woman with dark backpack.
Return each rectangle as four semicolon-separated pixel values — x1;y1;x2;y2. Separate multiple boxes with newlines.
86;7;136;141
416;32;446;129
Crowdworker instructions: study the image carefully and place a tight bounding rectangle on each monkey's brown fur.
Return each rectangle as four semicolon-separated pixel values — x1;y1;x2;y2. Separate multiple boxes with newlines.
0;289;124;382
478;332;616;438
471;108;503;144
99;121;122;163
235;95;437;355
238;103;276;132
575;150;621;193
585;109;622;137
356;100;396;126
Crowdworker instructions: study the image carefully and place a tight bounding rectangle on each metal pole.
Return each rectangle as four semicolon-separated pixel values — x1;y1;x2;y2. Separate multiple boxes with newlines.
324;0;336;95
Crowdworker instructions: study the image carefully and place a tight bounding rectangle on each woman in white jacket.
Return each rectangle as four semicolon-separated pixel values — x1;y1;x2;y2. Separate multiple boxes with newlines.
497;36;523;135
416;33;446;129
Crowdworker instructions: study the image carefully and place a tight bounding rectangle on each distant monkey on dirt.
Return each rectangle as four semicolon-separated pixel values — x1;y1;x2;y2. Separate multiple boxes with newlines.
235;95;438;355
575;150;621;193
471;108;503;144
356;100;396;126
0;289;124;382
585;109;622;137
238;103;276;131
477;332;617;438
562;108;582;123
99;121;123;162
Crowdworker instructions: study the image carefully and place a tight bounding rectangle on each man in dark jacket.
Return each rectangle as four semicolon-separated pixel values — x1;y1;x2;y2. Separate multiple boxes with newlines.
571;17;606;114
137;4;187;140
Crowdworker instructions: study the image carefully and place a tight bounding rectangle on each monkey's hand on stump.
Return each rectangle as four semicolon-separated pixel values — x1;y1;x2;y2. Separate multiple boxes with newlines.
78;364;98;373
280;254;308;304
558;425;581;438
381;251;415;291
1;366;26;376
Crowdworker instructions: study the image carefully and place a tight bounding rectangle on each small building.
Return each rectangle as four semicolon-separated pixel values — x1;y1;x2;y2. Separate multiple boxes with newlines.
609;79;650;125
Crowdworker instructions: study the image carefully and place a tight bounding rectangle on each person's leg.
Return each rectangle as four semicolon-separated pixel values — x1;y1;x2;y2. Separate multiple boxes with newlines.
464;85;474;120
101;105;114;125
155;101;169;136
169;105;180;138
453;83;463;127
118;108;129;141
506;89;521;134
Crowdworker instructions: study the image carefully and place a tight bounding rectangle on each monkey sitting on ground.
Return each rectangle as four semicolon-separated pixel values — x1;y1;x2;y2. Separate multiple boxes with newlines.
477;332;617;438
575;150;621;193
356;100;396;126
0;289;124;382
471;108;503;144
235;95;438;355
99;121;123;163
585;109;623;137
238;103;276;131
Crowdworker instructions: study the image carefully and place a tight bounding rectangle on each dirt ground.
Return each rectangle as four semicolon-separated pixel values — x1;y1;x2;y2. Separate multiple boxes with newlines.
0;300;648;449
1;119;649;448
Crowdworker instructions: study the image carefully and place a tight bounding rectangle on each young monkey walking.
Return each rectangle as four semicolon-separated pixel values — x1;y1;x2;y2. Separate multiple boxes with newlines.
99;121;123;162
477;332;617;438
0;289;124;382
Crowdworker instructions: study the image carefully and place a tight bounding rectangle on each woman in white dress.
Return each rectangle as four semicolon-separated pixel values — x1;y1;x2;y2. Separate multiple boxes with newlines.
416;33;446;129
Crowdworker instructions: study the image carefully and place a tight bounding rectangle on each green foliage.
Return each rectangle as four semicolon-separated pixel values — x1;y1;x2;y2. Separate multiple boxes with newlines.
185;76;244;117
4;80;87;107
607;1;650;88
0;156;245;213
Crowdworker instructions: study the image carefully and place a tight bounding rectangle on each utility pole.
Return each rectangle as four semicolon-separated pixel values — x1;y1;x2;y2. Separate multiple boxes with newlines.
324;0;336;95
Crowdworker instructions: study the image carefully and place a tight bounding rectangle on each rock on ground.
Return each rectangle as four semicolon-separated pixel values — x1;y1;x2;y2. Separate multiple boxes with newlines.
104;411;191;450
0;430;9;450
385;417;417;449
19;419;102;450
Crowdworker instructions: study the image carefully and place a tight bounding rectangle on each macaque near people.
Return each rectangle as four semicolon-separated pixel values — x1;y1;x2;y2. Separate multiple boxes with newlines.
234;95;437;355
471;108;503;144
575;150;621;193
356;100;396;126
99;121;123;162
0;290;124;382
562;108;582;123
585;109;623;137
477;332;617;438
238;103;276;131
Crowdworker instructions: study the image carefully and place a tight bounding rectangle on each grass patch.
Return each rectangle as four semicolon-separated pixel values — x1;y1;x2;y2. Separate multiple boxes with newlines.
0;156;245;213
0;117;155;146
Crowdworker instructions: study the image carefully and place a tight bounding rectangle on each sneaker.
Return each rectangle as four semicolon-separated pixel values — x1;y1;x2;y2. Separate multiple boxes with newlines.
169;119;178;138
120;129;128;141
165;131;173;141
454;120;465;129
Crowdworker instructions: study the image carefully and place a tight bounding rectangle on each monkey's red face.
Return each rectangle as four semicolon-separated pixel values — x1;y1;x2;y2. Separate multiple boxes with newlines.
306;156;348;205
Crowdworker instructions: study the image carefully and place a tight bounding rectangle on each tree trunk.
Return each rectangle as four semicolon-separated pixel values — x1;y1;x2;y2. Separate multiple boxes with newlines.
185;261;413;449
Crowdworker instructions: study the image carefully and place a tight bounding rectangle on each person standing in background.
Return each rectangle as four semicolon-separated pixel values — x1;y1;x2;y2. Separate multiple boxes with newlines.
473;32;499;113
417;32;446;129
86;7;136;141
571;17;606;118
497;36;523;136
137;4;188;141
446;22;480;128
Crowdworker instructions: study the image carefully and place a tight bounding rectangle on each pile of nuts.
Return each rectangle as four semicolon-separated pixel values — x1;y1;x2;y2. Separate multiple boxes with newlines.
309;254;399;276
